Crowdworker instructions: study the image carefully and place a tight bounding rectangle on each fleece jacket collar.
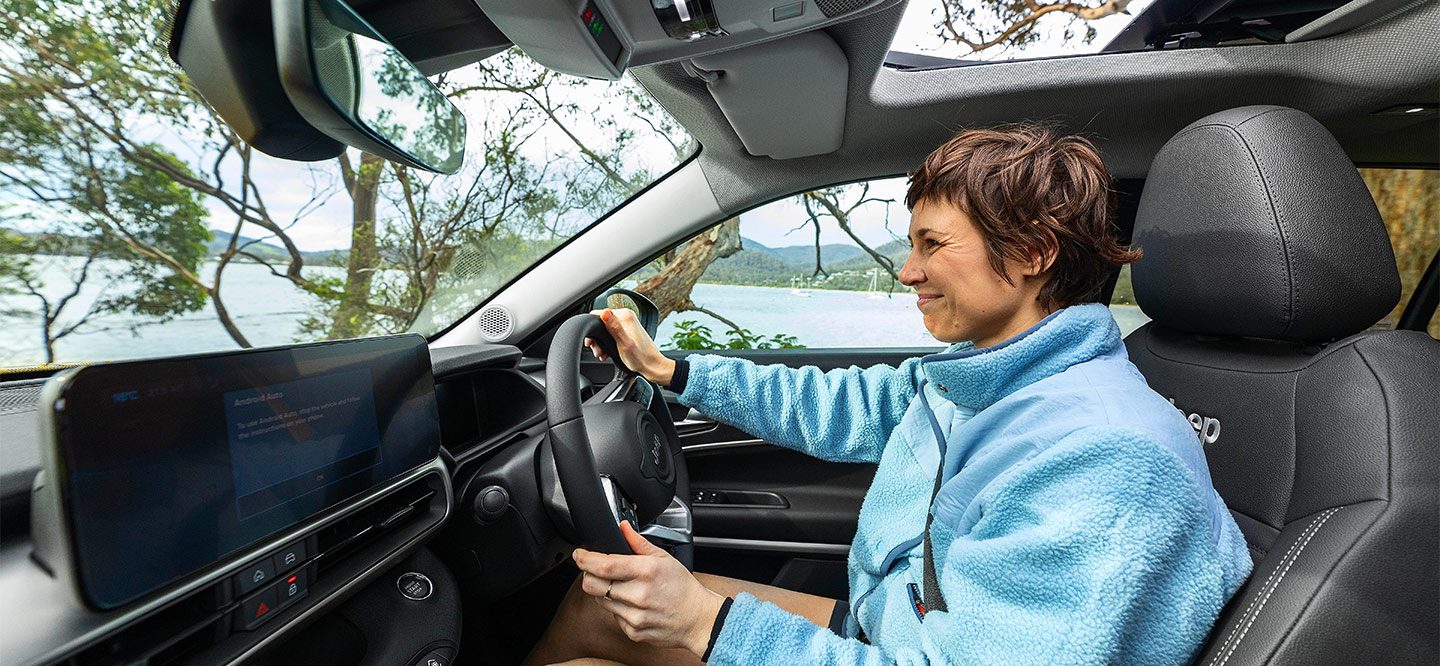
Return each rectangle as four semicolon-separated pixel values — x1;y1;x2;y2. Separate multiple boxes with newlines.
919;303;1122;413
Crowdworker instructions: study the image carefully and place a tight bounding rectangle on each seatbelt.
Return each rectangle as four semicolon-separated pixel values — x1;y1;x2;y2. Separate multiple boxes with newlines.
920;454;947;615
915;379;949;616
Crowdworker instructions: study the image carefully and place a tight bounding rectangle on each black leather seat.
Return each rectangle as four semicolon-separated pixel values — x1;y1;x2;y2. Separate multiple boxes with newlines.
1124;105;1439;665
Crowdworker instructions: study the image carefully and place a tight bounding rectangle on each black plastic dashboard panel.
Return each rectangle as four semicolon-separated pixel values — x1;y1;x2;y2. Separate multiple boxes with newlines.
1;460;451;666
35;335;440;610
429;343;523;380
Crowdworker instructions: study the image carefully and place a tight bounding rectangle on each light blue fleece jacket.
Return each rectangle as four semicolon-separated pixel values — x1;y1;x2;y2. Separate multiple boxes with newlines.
677;303;1252;665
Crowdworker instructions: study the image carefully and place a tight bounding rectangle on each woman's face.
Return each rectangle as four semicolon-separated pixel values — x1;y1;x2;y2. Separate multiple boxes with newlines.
900;199;1049;346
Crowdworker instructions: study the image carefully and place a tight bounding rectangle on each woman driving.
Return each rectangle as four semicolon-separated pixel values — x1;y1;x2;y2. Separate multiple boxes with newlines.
526;125;1252;665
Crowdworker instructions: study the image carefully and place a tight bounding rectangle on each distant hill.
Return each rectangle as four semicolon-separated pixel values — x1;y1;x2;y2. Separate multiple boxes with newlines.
692;236;909;292
209;231;346;265
827;239;908;272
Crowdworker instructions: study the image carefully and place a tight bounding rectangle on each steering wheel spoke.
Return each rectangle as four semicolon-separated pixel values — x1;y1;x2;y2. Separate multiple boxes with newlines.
582;374;636;407
639;497;693;547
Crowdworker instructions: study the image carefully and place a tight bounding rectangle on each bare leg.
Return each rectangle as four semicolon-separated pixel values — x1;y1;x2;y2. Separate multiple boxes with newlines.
524;572;838;666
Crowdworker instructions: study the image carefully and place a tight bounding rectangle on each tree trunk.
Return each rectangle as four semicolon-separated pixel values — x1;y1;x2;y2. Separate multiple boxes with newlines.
635;217;741;321
331;153;385;338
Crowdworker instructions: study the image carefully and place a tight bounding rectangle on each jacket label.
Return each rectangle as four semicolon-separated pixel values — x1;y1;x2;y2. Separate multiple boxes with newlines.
907;582;927;620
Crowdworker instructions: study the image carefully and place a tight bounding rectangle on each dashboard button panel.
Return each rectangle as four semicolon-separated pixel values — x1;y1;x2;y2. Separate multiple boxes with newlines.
273;540;307;574
236;586;279;630
233;557;277;596
278;569;308;606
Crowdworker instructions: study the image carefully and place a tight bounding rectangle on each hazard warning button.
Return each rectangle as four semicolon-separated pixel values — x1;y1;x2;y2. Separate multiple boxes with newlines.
236;586;279;630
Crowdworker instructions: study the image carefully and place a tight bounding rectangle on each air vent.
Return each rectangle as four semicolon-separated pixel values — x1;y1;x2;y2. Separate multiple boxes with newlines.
476;304;513;342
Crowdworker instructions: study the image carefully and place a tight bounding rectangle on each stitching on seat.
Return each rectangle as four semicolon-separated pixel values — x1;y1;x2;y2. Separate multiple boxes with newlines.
1212;507;1341;666
1207;508;1336;664
1205;513;1323;665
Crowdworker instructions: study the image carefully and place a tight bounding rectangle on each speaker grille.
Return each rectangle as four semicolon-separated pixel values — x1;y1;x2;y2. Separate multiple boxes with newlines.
477;305;513;342
813;0;872;18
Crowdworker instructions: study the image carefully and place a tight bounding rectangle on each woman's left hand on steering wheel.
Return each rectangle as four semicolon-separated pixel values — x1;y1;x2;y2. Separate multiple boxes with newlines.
573;521;726;656
584;309;676;386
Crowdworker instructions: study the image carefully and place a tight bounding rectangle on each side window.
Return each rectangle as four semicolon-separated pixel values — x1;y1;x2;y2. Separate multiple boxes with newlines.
618;177;936;351
1109;168;1438;340
1360;168;1439;338
1107;264;1149;338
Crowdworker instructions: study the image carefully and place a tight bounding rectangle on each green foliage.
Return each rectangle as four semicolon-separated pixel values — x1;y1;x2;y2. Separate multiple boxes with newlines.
0;227;36;314
87;148;212;319
667;320;804;351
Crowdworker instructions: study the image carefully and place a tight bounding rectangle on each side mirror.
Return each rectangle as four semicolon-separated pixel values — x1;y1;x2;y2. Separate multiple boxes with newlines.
593;289;660;340
272;0;467;173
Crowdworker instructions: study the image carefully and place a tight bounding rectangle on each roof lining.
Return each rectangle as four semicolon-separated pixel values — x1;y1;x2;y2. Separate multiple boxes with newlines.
633;0;1440;216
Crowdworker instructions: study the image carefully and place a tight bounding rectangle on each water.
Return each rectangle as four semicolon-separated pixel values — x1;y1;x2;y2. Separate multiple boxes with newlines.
0;257;343;366
2;257;1151;366
657;283;1151;349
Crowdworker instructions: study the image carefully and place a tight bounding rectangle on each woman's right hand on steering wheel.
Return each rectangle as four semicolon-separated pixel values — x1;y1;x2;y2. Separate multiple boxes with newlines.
586;308;677;387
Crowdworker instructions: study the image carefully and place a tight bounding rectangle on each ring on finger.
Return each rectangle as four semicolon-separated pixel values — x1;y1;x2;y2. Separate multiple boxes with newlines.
604;580;614;600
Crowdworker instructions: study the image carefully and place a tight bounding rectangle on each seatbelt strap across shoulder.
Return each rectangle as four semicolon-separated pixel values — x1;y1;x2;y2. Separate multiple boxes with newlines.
915;380;948;616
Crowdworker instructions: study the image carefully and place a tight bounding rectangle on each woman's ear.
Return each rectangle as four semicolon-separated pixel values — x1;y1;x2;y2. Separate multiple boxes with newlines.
1022;224;1060;277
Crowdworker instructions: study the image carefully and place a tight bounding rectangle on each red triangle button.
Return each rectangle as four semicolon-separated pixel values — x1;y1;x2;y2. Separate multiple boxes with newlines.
255;601;270;618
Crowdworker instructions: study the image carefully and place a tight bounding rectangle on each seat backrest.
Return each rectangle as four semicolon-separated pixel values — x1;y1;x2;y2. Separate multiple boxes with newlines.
1125;105;1439;665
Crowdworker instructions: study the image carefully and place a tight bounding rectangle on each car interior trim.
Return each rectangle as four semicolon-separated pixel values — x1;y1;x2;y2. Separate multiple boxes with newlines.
232;475;455;664
4;457;451;666
681;439;769;453
692;536;851;556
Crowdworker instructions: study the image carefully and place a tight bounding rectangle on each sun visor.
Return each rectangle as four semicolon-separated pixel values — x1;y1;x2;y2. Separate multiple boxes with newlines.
691;30;848;159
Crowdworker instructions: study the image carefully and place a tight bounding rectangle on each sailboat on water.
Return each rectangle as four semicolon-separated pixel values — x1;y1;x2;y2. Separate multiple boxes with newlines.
867;268;886;299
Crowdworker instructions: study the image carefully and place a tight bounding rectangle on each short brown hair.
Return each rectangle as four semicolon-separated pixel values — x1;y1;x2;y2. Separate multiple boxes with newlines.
906;124;1140;310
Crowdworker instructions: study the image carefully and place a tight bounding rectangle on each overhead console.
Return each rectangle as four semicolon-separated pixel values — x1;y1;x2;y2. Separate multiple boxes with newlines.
475;0;892;80
6;336;452;664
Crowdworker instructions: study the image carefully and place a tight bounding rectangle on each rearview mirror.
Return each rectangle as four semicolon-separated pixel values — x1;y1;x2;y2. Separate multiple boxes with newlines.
594;288;660;340
272;0;467;173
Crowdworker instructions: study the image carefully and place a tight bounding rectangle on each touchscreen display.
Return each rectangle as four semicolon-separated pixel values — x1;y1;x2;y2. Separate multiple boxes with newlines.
52;335;439;609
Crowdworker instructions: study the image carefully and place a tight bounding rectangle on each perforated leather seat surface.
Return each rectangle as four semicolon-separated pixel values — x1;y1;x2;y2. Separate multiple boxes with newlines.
1125;106;1439;665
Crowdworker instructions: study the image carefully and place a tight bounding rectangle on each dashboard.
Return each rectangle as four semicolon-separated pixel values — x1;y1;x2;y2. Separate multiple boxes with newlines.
0;339;568;665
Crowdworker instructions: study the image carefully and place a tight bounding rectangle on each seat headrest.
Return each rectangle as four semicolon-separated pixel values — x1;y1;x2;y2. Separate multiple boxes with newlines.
1132;105;1400;342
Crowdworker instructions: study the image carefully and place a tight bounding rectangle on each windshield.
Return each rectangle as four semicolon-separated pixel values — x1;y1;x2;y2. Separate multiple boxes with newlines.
0;0;693;371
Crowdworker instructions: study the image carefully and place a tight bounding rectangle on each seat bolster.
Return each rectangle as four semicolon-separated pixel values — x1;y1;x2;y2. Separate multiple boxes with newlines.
1197;502;1385;666
1287;340;1388;522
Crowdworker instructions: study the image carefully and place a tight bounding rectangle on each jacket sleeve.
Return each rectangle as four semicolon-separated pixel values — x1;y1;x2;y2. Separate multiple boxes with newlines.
676;354;921;463
704;427;1240;665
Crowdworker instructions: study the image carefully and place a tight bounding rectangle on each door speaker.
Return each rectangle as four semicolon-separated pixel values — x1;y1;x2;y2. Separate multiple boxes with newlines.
476;304;513;342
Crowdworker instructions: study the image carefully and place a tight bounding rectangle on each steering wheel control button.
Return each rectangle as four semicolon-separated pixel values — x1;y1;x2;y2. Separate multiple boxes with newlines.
272;540;307;574
414;651;450;666
474;485;509;523
233;557;277;596
279;569;308;607
397;572;434;600
236;586;279;630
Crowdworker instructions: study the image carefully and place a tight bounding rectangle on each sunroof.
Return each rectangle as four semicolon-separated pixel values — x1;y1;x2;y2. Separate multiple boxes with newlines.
888;0;1159;63
886;0;1350;67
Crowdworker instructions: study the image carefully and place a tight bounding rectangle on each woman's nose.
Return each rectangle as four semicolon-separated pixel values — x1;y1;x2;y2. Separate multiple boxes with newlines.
899;253;923;286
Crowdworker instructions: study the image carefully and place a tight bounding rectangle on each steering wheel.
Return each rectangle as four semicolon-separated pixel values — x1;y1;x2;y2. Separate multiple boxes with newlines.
543;313;693;564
